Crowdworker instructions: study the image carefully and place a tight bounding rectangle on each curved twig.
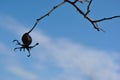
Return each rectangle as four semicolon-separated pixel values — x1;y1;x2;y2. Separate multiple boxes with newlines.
30;0;120;32
28;1;66;33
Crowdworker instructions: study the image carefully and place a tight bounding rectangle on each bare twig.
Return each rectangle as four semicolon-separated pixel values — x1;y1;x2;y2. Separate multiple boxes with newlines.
93;16;120;22
85;0;92;16
67;1;85;16
66;0;102;31
30;0;120;32
73;0;79;4
29;1;66;33
66;0;120;31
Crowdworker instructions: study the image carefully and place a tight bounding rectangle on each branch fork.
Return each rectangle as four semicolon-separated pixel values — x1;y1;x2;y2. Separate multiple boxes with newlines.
32;0;120;32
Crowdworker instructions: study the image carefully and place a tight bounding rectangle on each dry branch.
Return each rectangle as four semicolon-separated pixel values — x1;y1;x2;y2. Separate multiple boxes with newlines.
31;0;120;32
30;1;66;33
66;0;120;31
93;16;120;22
85;0;92;16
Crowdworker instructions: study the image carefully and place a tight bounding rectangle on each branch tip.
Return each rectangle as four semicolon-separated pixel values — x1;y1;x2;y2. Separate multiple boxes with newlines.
32;0;120;32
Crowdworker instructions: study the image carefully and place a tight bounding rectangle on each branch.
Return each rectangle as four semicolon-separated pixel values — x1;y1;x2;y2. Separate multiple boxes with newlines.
67;0;102;31
85;0;92;16
67;1;85;16
93;16;120;22
66;0;120;31
30;0;120;32
29;1;66;33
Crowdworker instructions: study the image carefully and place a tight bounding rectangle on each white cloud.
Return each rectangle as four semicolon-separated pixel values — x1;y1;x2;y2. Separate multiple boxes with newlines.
8;66;38;80
0;42;6;53
32;28;120;80
0;15;120;80
0;15;28;35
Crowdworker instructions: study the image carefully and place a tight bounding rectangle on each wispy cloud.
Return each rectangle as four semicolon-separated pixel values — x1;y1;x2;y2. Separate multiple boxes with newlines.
35;38;120;80
0;42;6;53
0;14;120;80
8;66;38;80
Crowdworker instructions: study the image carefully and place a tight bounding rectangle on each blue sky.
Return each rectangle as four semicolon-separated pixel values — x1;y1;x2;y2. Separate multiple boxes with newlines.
0;0;120;80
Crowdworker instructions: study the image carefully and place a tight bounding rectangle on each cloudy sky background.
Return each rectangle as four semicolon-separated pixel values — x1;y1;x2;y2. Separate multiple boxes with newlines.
0;0;120;80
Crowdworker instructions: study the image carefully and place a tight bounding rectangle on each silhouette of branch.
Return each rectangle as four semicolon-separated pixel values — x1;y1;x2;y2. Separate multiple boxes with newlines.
66;0;120;31
93;16;120;22
85;0;92;16
31;1;66;32
32;0;120;32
